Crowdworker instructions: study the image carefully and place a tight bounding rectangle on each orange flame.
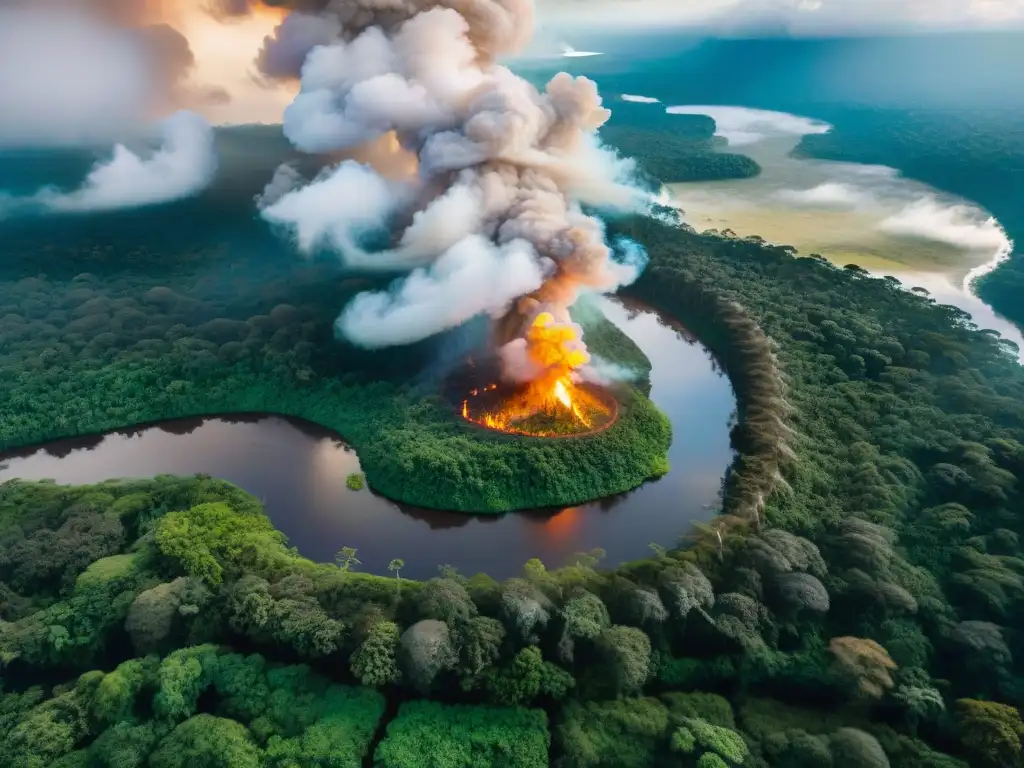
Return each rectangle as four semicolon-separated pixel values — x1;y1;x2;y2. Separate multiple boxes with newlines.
460;310;611;436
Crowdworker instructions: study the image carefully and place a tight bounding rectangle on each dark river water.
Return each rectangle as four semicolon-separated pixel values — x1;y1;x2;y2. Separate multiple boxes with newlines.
0;298;736;579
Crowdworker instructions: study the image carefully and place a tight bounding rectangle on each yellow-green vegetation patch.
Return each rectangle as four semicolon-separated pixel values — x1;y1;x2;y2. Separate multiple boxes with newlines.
75;553;142;592
154;501;287;585
345;472;365;491
374;701;550;768
108;492;157;519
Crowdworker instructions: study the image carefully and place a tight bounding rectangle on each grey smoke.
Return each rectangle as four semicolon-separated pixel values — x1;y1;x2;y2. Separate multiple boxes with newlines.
256;163;305;209
257;12;342;80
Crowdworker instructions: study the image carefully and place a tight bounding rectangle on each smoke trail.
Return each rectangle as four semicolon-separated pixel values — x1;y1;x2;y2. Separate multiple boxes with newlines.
261;0;648;384
36;111;218;213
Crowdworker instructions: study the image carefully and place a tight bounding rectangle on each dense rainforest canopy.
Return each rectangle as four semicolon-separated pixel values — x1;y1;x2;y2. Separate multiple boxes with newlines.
599;104;761;184
5;106;1024;766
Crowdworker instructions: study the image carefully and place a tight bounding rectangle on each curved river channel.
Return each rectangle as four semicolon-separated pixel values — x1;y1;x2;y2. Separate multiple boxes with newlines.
0;298;736;580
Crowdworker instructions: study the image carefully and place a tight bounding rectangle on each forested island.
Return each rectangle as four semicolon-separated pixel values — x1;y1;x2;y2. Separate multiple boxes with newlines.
600;104;761;184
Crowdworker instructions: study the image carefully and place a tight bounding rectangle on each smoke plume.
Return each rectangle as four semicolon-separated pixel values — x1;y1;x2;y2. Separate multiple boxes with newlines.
36;111;218;213
261;160;398;251
261;0;648;385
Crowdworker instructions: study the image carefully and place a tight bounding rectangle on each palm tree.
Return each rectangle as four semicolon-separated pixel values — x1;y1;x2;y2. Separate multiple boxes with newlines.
335;546;361;573
388;558;405;595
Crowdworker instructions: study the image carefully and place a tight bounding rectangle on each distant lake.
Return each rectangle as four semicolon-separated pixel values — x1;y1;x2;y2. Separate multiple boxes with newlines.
0;298;735;580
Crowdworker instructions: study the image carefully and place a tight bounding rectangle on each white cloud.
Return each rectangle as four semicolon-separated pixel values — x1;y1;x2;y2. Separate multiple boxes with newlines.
880;197;1011;253
39;111;217;212
621;94;661;104
665;105;831;146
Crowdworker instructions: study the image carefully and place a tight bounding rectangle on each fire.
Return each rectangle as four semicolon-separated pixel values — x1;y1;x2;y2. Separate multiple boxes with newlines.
553;379;572;409
457;309;615;437
461;373;607;436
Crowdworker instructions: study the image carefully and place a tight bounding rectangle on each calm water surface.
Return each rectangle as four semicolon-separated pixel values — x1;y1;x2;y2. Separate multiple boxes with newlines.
0;299;735;579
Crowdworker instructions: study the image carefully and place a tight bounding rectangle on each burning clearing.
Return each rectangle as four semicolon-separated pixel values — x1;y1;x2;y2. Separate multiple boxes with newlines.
449;311;620;438
460;378;618;438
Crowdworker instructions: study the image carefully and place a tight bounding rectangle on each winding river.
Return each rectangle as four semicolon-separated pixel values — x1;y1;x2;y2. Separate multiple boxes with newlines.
0;298;736;580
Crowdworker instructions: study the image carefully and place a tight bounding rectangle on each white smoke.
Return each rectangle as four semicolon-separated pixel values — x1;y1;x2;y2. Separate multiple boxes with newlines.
262;0;648;380
261;160;398;254
621;94;660;104
338;235;549;347
36;111;217;213
580;357;642;385
775;182;869;208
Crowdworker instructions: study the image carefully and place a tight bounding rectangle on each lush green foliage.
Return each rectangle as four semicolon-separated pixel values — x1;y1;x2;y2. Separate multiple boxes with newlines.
374;701;549;767
0;641;385;767
6;92;1024;766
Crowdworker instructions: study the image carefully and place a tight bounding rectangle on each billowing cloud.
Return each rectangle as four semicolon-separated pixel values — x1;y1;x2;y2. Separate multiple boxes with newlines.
256;12;342;80
260;160;398;254
37;111;218;212
337;236;549;348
